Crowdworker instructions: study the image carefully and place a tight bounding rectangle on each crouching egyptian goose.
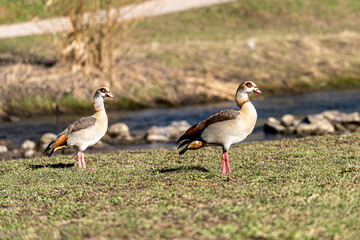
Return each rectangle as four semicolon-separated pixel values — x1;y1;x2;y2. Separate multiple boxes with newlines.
177;81;262;174
44;87;113;168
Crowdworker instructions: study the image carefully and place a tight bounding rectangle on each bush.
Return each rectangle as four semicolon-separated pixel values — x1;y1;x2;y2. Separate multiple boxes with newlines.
47;0;146;79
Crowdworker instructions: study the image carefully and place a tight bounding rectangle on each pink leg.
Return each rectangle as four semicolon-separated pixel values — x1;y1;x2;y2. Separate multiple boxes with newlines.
81;152;86;169
221;152;226;174
224;152;231;174
77;152;82;168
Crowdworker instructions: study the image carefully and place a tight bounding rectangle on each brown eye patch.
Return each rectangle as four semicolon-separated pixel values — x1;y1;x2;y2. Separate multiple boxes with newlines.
245;82;254;88
100;88;106;93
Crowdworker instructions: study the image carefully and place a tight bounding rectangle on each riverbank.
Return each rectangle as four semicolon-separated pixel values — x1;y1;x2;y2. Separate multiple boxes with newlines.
1;132;359;239
1;32;360;116
1;90;359;161
1;0;360;116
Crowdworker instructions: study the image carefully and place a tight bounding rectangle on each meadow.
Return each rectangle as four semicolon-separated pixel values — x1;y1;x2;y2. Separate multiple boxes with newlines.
1;132;359;239
1;2;360;237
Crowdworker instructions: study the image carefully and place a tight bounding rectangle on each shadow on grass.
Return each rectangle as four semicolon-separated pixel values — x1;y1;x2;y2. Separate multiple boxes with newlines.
153;165;209;174
28;163;75;169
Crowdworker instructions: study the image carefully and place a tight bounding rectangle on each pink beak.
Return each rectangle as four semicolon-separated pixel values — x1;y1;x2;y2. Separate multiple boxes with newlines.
106;92;114;98
253;88;262;94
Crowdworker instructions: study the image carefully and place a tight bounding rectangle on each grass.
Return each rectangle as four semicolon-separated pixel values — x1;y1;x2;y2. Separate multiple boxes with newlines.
1;132;360;239
4;94;149;116
3;0;360;38
0;0;146;24
3;0;360;51
136;0;360;42
0;0;48;24
0;35;56;61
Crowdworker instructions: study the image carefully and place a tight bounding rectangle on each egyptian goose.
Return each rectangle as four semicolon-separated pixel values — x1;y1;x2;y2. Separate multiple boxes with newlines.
177;81;262;174
44;87;113;168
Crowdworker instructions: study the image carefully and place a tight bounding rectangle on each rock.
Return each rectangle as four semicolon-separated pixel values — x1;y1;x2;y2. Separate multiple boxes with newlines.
91;140;108;149
107;122;134;143
131;131;147;142
304;113;324;124
39;133;57;145
114;134;134;143
146;125;170;142
264;110;358;137
24;149;35;158
281;114;296;127
108;122;131;138
3;115;21;123
38;133;57;151
146;134;169;142
296;117;335;137
263;117;285;134
101;133;113;143
267;117;280;124
0;139;13;148
343;123;360;132
12;149;20;155
312;118;335;135
103;132;133;144
295;123;318;137
20;140;36;150
146;121;191;142
0;145;8;153
323;111;360;132
323;110;360;123
334;123;347;132
284;125;297;135
166;121;191;139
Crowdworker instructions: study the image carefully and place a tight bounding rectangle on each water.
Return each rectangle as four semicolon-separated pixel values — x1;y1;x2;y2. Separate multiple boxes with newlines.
0;90;359;149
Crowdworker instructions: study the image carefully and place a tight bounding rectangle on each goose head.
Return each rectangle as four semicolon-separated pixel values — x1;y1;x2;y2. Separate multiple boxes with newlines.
244;81;262;94
96;87;114;98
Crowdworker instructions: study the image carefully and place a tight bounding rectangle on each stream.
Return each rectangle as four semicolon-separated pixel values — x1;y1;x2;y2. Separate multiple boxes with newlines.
0;90;359;152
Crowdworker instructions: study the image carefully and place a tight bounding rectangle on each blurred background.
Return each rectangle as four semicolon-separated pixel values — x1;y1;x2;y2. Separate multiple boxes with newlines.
0;0;359;159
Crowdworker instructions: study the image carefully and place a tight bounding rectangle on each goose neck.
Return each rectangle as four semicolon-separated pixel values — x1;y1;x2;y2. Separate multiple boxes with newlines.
235;91;249;108
93;95;105;112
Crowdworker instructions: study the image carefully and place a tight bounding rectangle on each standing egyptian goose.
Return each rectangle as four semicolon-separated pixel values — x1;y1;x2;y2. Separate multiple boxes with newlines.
44;87;113;168
177;81;262;174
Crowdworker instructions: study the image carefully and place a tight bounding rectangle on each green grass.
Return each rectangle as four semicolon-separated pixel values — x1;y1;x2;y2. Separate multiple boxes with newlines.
0;0;145;24
3;0;360;53
59;94;92;113
1;132;360;239
3;0;360;38
4;94;149;116
0;0;48;24
0;35;56;60
136;0;360;42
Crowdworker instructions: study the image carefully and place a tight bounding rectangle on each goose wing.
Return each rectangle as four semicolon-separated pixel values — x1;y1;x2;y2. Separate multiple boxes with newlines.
177;109;239;144
44;116;96;155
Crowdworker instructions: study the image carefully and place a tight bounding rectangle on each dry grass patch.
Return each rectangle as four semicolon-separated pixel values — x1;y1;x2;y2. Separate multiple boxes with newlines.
2;31;360;115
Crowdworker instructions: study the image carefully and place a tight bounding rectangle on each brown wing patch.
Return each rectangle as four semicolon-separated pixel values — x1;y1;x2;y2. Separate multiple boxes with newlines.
51;134;67;149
